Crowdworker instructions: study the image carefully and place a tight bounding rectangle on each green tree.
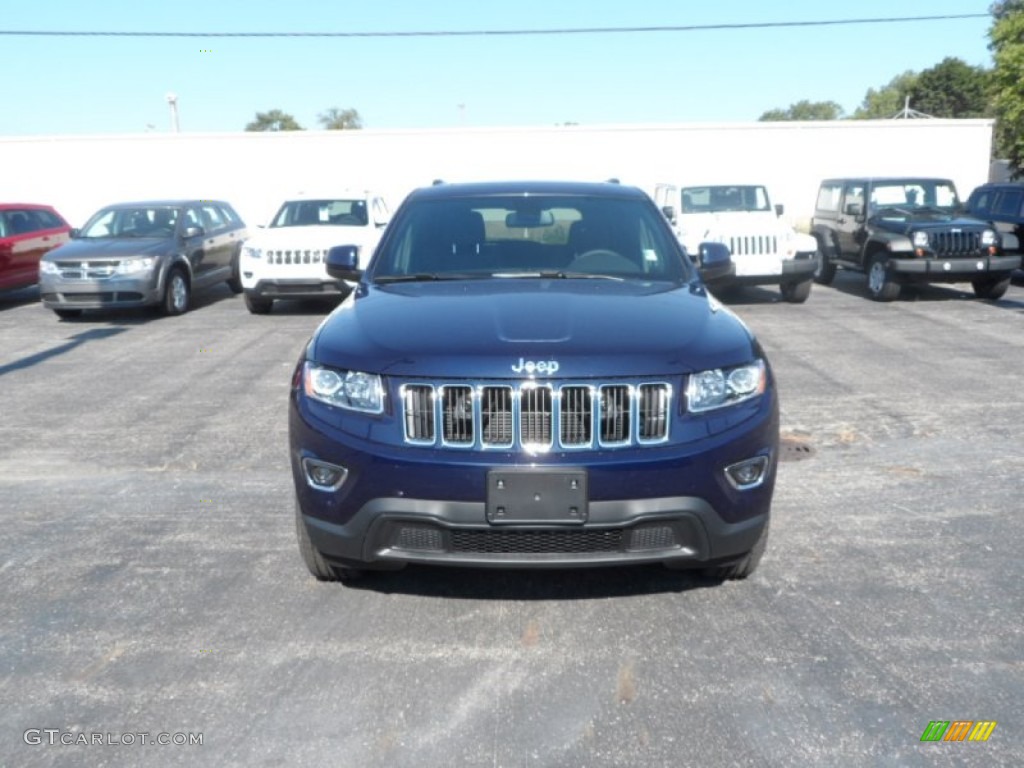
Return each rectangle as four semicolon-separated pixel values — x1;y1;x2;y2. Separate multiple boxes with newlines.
852;71;919;119
245;109;303;131
318;107;363;130
909;57;992;118
758;100;844;121
989;1;1024;170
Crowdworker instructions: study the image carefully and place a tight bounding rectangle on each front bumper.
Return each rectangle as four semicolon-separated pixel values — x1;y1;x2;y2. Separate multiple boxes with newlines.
244;278;348;301
713;255;816;286
39;273;161;309
888;253;1021;281
290;386;778;571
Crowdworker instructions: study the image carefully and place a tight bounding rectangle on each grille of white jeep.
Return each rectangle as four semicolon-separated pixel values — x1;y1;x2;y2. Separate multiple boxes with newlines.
266;249;326;265
728;235;778;256
401;381;672;449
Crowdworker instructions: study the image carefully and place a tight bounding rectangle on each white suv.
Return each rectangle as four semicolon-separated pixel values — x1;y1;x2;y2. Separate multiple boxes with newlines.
669;184;817;303
239;191;390;314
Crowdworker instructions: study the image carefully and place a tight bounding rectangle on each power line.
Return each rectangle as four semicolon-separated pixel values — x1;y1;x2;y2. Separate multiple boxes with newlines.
0;14;990;39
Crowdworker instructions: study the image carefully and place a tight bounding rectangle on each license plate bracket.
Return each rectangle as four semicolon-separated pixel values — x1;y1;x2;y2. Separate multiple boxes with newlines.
486;469;588;525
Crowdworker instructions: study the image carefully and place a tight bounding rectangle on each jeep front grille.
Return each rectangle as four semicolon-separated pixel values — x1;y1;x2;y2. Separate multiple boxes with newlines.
930;230;982;256
267;249;325;265
728;235;777;256
400;381;672;450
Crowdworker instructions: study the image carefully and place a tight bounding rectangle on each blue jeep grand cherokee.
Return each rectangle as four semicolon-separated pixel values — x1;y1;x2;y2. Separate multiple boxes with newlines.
289;180;779;583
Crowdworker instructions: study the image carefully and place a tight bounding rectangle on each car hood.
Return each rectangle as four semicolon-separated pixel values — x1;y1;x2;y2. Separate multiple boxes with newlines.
309;279;758;379
871;213;990;234
247;225;380;249
43;238;172;260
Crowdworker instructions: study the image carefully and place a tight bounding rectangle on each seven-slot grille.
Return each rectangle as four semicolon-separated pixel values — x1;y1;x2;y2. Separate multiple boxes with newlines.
266;249;326;265
929;230;982;256
402;381;672;449
728;234;778;257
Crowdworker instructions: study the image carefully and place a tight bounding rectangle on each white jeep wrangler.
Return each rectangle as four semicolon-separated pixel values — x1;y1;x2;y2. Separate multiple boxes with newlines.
664;184;817;303
239;191;390;314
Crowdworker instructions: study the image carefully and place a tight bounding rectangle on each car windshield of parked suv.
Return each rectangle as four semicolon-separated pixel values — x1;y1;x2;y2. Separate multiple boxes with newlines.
680;185;770;213
271;199;369;227
868;181;960;217
371;194;690;283
79;206;180;238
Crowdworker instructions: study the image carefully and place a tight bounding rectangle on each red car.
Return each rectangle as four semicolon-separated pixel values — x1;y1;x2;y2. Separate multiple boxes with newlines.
0;203;72;292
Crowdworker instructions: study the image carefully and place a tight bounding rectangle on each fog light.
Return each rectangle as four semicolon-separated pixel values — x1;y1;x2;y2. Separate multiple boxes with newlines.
725;456;769;490
302;458;348;491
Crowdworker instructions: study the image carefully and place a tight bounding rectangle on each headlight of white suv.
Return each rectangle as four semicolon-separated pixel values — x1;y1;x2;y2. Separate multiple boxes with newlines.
686;360;766;413
912;231;929;248
243;245;263;260
303;362;384;413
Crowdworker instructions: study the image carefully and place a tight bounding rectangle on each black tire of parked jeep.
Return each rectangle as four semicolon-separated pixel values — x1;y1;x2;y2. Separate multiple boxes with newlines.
161;266;191;315
244;292;273;314
780;278;812;303
701;520;770;581
813;245;836;285
972;276;1010;300
53;308;82;320
866;255;900;302
226;246;243;294
295;500;363;582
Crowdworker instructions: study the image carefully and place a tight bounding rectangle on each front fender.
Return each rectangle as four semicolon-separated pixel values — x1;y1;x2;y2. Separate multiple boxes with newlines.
793;232;817;254
870;234;914;254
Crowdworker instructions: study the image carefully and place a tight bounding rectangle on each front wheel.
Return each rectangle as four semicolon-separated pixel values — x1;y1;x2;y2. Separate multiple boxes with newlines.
972;276;1010;300
701;520;770;580
161;267;190;315
813;246;836;285
780;278;812;303
244;292;273;314
867;256;900;302
295;500;363;582
226;247;243;294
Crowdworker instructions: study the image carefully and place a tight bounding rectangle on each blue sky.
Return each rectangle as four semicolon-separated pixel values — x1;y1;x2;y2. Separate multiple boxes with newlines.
0;1;995;135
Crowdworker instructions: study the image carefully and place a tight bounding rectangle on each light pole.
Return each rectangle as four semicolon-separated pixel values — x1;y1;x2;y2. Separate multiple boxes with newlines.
166;92;180;132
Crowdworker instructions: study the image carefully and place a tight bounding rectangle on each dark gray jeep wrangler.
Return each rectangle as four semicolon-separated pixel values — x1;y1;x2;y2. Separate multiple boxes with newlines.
810;177;1020;301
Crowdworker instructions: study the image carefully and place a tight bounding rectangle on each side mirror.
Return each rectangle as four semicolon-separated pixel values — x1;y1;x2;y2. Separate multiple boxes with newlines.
774;203;784;217
844;202;864;217
696;241;733;282
182;225;204;239
69;228;80;239
660;205;677;224
325;245;362;281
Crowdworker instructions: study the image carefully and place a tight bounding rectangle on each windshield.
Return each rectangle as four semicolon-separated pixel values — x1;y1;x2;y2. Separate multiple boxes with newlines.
371;195;690;283
680;185;770;213
79;206;179;238
869;181;960;214
271;199;369;227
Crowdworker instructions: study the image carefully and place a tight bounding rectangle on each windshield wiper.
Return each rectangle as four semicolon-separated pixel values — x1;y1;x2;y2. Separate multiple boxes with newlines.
374;273;485;284
491;270;625;281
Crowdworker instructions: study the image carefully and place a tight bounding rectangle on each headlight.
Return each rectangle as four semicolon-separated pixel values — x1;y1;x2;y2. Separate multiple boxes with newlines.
686;360;766;413
243;245;262;260
303;362;384;413
39;261;59;275
912;231;929;248
115;257;157;275
981;229;997;247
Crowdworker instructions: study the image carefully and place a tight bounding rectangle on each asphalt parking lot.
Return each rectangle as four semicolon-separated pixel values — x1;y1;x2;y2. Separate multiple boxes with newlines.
1;271;1022;768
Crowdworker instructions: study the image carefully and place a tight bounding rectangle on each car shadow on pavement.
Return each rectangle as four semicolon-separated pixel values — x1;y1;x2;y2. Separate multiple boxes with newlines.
826;270;1024;305
0;326;127;376
262;298;345;316
342;563;724;600
708;285;787;306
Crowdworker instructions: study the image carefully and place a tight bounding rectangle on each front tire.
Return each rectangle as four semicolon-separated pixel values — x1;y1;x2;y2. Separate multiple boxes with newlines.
244;292;273;314
161;267;190;315
867;256;900;302
295;501;363;582
813;246;836;285
702;520;770;580
226;247;243;294
780;278;812;303
972;276;1010;300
